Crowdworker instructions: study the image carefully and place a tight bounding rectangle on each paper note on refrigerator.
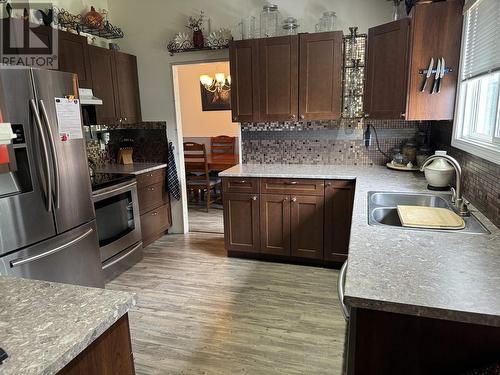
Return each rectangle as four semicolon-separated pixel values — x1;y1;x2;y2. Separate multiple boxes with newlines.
54;97;83;141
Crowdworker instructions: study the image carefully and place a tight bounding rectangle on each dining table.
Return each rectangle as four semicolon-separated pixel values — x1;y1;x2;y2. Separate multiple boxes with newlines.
185;153;239;172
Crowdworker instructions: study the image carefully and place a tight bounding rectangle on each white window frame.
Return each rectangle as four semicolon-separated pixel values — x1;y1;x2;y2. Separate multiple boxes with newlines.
452;0;500;165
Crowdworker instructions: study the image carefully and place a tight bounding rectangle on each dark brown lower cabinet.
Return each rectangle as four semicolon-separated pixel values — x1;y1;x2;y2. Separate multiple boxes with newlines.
135;168;172;247
347;308;500;375
58;314;134;375
324;180;355;262
223;177;355;265
260;194;290;255
291;195;324;259
223;192;260;253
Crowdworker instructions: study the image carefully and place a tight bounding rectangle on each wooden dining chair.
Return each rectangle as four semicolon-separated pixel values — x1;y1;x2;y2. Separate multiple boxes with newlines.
211;136;236;155
183;142;221;212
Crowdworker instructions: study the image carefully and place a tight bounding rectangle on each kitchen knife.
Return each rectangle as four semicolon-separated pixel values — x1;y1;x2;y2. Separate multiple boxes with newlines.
436;58;445;93
431;58;441;94
420;57;434;92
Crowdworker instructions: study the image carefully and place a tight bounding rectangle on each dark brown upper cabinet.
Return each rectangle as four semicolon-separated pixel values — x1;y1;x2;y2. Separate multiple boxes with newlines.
364;0;463;121
89;45;119;124
229;32;343;123
58;31;93;88
229;39;260;123
258;35;299;122
88;47;142;125
113;51;142;125
299;31;343;121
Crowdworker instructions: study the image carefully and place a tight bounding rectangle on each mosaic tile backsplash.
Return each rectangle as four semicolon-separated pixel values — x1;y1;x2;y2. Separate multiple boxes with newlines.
241;119;429;166
431;121;500;228
86;121;168;166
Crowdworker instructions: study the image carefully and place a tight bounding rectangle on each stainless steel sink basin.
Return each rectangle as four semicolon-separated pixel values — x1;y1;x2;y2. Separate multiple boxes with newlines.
368;191;490;234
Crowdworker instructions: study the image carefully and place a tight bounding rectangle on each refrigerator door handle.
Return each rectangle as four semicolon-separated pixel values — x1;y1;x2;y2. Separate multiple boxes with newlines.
29;99;52;212
38;99;61;210
10;228;94;268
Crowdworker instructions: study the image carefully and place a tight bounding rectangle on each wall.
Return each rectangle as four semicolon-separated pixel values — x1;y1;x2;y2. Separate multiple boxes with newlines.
177;62;238;138
105;0;393;233
431;122;500;228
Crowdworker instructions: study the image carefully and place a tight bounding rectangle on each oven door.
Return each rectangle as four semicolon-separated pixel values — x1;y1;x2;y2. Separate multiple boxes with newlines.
92;180;142;262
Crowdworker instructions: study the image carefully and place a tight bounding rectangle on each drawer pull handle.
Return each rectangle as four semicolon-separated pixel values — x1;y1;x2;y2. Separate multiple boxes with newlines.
152;212;158;216
148;173;154;177
148;187;155;191
235;180;247;184
285;181;298;185
251;196;257;201
283;197;288;202
291;197;297;202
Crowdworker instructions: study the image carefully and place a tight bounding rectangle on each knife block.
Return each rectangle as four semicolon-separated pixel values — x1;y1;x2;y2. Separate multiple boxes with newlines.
118;148;133;165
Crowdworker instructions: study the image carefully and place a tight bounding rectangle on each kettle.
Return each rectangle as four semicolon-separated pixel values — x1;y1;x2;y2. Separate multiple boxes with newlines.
423;151;454;190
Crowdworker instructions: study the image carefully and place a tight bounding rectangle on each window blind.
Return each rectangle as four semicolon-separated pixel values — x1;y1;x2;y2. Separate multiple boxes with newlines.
461;0;500;81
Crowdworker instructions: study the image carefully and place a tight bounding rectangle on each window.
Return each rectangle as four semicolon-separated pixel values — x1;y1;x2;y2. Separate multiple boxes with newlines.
452;0;500;164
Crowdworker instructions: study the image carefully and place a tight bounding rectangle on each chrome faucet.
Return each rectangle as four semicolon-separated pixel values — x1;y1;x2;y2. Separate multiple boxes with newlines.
420;154;470;217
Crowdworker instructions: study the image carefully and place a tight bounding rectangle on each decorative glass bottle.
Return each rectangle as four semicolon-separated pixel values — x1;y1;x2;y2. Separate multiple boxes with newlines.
260;4;280;38
282;17;299;36
320;11;336;32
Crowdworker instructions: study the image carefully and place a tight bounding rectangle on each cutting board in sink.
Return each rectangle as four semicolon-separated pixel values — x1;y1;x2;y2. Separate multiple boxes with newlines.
396;205;465;230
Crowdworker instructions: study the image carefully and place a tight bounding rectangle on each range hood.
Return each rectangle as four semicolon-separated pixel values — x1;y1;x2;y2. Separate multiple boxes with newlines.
78;88;103;105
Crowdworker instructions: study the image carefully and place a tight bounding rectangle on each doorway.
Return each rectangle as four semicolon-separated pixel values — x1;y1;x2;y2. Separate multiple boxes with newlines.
172;60;241;234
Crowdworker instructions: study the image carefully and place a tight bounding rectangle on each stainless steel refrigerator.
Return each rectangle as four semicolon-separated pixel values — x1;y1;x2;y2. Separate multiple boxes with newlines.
0;67;104;288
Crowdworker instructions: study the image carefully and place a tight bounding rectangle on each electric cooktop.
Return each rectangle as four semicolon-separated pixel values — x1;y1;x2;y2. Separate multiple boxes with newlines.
90;173;135;192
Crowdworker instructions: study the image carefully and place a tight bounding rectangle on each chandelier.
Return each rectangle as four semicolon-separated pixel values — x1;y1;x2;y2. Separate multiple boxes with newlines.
199;73;231;94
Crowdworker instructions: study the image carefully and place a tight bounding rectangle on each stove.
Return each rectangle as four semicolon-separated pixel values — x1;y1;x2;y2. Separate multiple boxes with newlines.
90;173;135;192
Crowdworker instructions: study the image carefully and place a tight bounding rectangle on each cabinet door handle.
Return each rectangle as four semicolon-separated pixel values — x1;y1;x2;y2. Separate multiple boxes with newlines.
251;196;257;201
291;114;296;120
148;173;154;177
148;187;155;191
300;114;305;120
364;113;370;118
291;197;297;202
283;197;288;202
326;182;332;187
400;112;406;118
124;117;128;121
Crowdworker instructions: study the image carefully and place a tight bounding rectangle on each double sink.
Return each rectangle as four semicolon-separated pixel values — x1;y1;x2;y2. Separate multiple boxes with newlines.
368;192;489;235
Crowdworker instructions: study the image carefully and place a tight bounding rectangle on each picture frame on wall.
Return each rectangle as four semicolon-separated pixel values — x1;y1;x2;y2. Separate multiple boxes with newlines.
200;84;231;111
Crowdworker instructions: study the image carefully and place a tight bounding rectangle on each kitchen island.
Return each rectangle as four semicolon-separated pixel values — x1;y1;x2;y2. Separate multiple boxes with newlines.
0;276;136;375
220;164;500;373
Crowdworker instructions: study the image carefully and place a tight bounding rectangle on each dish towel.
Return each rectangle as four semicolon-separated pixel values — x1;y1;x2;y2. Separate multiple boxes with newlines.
167;142;181;200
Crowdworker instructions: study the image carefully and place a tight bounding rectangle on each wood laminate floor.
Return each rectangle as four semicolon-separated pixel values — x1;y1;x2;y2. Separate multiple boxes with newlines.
188;207;224;234
107;233;346;375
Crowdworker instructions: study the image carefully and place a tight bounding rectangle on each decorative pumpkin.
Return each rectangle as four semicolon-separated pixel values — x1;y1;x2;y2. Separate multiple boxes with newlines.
83;6;103;29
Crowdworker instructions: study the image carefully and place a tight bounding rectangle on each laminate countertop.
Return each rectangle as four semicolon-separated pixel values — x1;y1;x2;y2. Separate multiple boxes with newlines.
95;162;167;175
220;164;500;327
0;277;136;375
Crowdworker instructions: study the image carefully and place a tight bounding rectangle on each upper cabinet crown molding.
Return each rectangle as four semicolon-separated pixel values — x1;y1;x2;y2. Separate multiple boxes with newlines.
229;32;343;123
364;0;464;121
